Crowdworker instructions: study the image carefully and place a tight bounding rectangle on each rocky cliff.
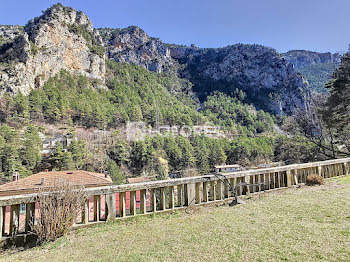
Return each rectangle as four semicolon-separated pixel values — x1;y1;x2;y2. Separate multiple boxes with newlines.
0;4;106;95
169;44;311;115
97;24;312;114
282;50;341;69
98;26;178;73
0;3;312;115
0;25;24;43
283;50;341;93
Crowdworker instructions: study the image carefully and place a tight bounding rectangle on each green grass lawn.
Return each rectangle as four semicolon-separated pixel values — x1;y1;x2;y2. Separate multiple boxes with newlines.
2;178;350;262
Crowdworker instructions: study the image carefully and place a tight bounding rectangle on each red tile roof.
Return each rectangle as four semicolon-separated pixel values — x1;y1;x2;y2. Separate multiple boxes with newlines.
0;171;113;196
127;177;153;184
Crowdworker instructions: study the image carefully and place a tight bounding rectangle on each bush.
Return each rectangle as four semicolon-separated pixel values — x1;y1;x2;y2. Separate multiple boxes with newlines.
32;179;87;243
306;174;324;186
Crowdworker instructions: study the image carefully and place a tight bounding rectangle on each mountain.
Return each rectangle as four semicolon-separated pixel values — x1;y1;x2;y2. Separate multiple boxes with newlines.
0;3;311;116
282;50;341;68
97;27;311;115
282;50;341;93
0;3;331;179
0;4;106;96
169;44;311;115
98;26;179;74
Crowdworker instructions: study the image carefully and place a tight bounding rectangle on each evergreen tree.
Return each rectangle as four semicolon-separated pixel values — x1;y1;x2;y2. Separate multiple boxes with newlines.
108;139;131;165
0;125;21;177
21;125;42;172
107;160;126;184
68;139;87;169
323;52;350;152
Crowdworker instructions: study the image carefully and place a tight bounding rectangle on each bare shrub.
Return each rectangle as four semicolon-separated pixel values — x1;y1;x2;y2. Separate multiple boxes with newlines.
306;174;324;186
32;179;87;243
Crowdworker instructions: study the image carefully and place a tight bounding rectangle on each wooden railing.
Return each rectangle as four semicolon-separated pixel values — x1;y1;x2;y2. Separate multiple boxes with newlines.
1;158;349;240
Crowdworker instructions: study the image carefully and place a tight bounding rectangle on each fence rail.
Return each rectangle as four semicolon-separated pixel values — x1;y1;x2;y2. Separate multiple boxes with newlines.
1;157;350;239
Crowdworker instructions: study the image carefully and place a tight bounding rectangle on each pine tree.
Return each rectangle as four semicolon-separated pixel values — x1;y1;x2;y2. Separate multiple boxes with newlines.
107;160;126;184
323;53;350;133
21;125;42;172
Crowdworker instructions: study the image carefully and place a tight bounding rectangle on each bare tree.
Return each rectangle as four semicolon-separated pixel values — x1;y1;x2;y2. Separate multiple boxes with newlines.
293;93;349;159
31;179;87;243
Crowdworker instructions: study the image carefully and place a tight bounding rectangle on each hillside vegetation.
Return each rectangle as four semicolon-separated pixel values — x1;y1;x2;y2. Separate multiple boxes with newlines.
1;62;206;128
0;3;347;183
0;60;290;180
297;63;339;93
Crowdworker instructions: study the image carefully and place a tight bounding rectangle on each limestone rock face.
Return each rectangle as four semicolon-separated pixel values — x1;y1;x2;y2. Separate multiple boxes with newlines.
282;50;342;93
0;25;24;42
100;26;312;115
0;4;105;95
170;44;312;115
0;3;312;116
98;26;178;73
282;50;341;69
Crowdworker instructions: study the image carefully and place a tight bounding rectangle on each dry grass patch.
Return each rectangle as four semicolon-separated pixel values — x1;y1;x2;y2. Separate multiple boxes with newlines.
1;178;350;262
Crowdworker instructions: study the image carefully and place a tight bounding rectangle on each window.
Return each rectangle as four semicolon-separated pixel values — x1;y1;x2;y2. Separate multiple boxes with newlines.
20;203;26;214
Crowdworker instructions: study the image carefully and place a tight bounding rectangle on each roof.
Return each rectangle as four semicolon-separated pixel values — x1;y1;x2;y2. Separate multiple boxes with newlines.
215;165;241;169
0;170;113;196
127;177;152;184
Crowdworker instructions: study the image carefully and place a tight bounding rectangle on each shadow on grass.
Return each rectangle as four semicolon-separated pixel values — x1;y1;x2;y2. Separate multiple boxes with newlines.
1;234;38;251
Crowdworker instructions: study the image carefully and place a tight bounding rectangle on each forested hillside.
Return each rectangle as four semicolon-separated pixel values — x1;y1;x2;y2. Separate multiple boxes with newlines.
0;60;284;182
283;50;341;93
0;62;205;128
0;3;344;184
296;63;340;93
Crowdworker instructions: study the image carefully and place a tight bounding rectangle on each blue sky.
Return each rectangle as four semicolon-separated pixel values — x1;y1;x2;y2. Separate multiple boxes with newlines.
1;0;349;53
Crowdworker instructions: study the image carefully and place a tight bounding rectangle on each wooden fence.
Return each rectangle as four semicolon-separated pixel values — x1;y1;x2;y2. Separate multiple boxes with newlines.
1;157;349;240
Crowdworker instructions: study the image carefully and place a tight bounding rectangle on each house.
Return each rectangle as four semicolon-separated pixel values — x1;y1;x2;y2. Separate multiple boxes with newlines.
0;170;113;197
123;177;152;210
215;164;242;174
126;176;153;184
0;170;113;236
41;134;75;155
250;162;284;169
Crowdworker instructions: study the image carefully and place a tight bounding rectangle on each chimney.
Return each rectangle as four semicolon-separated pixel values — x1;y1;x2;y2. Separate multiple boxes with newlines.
41;178;45;185
12;172;19;181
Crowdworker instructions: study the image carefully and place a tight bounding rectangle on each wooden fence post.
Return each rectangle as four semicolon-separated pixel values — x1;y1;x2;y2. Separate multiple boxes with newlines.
119;192;126;218
160;188;166;210
293;169;298;185
151;189;157;212
195;183;201;204
245;176;250;194
286;170;292;187
106;193;116;221
9;205;20;236
25;203;35;232
210;181;216;201
140;189;147;214
264;173;269;190
186;183;196;206
94;195;101;221
217;181;223;200
343;162;348;176
0;206;3;238
83;200;89;224
169;186;175;209
203;182;209;202
130;191;137;216
177;185;183;207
